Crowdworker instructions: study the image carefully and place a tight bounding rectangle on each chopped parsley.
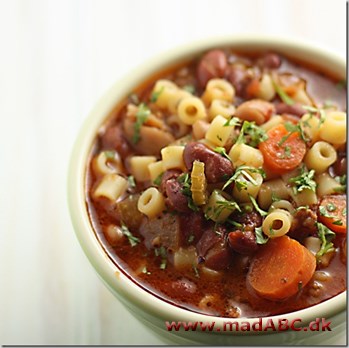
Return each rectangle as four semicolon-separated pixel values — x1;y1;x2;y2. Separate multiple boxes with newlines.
332;220;343;226
142;266;151;275
121;223;140;247
326;203;336;212
249;194;268;217
127;175;136;188
214;147;231;162
316;222;335;259
319;205;336;219
236;120;268;147
154;246;167;270
272;80;295;105
288;167;316;194
271;192;281;202
150;86;164;103
255;226;269;245
334;174;347;193
153;172;164;186
302;105;326;128
192;264;200;278
278;121;308;146
223;116;241;127
222;166;266;191
132;103;151;144
177;173;199;212
188;234;195;243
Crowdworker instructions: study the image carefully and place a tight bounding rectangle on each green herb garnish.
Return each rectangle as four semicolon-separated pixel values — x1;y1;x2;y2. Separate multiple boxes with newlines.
214;147;231;161
192;264;200;278
222;166;265;191
177;173;199;212
153;172;164;186
255;226;269;245
132;103;151;144
223;116;241;127
316;222;335;259
142;266;151;275
188;234;195;243
249;194;268;217
236;120;268;147
154;246;168;270
278;121;308;146
150;86;164;103
127;175;136;188
288;167;316;194
272;80;295;105
121;223;140;247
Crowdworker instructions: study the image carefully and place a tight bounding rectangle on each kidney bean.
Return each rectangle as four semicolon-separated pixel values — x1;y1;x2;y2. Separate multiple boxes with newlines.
160;169;181;194
227;65;253;97
100;124;131;158
165;179;191;213
179;212;205;245
197;226;233;270
332;153;346;177
232;211;262;232
275;102;307;117
197;49;228;88
288;206;318;241
228;230;258;255
183;142;233;183
263;53;282;69
235;99;275;125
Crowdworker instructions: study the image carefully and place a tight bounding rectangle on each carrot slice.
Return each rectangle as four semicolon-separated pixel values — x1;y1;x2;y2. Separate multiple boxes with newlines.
247;236;316;301
259;124;306;175
318;195;346;234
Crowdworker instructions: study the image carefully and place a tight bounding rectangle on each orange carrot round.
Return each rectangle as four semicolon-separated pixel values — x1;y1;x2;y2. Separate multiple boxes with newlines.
259;124;306;175
318;195;346;234
247;236;316;301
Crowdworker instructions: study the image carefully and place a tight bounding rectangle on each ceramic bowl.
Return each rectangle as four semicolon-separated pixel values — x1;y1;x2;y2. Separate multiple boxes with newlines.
68;35;346;345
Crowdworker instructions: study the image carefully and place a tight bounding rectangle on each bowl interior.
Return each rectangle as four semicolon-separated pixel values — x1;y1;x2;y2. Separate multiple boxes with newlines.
68;35;346;332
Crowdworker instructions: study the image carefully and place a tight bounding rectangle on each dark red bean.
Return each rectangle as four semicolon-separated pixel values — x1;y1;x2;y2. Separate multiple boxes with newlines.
165;179;191;213
232;211;262;232
179;212;205;246
196;226;233;270
275;102;307;118
160;170;181;194
332;154;347;177
288;207;318;241
263;53;282;69
183;142;233;183
197;49;228;88
100;125;131;158
228;230;258;255
167;279;197;297
227;65;253;97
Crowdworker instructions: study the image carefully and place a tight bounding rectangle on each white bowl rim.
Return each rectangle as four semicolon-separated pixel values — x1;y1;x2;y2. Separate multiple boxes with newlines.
68;34;346;334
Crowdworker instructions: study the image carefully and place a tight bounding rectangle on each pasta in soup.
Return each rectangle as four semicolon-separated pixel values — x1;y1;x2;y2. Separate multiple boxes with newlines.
86;49;346;318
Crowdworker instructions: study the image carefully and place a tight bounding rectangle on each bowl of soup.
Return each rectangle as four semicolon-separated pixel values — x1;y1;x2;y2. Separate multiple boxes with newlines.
68;36;346;345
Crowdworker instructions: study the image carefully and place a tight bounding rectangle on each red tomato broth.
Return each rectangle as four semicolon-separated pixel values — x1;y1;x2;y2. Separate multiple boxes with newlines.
85;48;346;318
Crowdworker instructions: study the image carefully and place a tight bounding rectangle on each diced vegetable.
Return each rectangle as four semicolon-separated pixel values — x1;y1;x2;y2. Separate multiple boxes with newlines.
247;236;316;300
259;124;306;174
191;160;207;205
318;195;346;234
